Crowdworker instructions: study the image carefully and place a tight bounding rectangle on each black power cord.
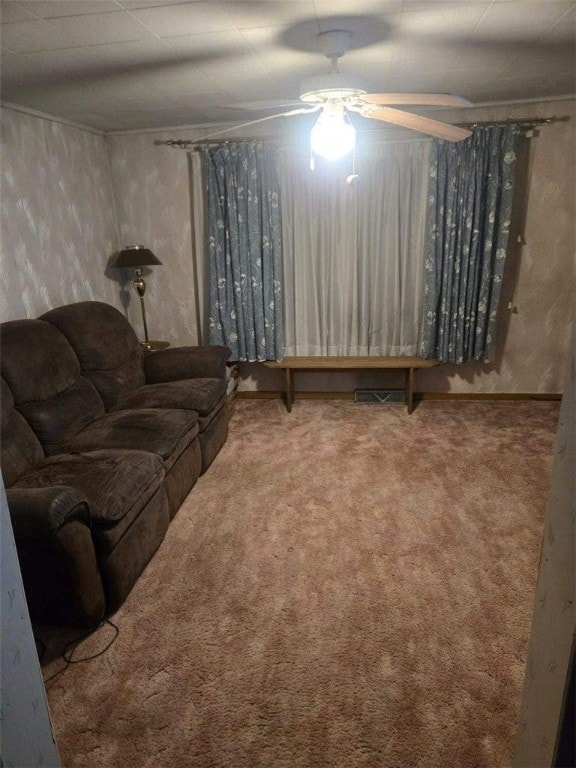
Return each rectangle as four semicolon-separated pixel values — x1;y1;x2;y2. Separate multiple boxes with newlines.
41;618;119;687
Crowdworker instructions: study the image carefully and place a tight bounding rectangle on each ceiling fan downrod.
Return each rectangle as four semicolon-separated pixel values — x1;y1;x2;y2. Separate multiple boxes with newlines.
318;30;351;74
317;30;352;61
300;30;367;104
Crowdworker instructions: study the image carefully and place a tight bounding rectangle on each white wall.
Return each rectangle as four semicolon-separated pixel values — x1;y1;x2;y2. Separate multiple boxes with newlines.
0;106;121;321
0;478;61;767
513;326;575;766
105;128;204;346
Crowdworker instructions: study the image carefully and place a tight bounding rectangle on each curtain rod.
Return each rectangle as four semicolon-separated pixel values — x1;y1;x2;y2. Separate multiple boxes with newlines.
157;116;557;150
161;137;429;151
155;138;281;149
456;117;555;128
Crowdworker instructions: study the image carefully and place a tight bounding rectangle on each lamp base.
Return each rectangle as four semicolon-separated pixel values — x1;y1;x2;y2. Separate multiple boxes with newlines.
140;340;170;352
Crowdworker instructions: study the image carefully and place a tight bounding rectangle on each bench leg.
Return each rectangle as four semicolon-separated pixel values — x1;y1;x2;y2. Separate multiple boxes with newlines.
406;367;415;414
285;368;293;413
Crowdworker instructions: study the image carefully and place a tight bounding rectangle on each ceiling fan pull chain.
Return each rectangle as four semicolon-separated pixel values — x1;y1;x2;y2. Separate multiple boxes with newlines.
346;143;359;186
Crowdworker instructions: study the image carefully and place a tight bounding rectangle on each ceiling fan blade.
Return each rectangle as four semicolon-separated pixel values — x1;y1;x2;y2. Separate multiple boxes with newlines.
361;93;473;108
362;105;472;141
197;106;320;141
222;100;303;111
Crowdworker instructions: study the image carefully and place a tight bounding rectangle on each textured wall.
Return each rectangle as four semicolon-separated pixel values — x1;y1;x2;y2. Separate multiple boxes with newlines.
2;100;573;392
105;121;296;347
0;107;121;321
106;129;203;346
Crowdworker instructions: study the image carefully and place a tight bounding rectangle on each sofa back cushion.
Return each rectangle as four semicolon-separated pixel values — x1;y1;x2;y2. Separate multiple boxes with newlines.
1;377;45;487
41;301;145;411
0;319;105;454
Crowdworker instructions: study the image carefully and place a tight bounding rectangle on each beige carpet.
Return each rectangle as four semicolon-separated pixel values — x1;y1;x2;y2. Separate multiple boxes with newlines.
42;399;559;768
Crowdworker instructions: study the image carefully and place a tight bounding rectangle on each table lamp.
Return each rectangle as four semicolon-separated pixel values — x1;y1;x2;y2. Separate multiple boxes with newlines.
112;245;162;349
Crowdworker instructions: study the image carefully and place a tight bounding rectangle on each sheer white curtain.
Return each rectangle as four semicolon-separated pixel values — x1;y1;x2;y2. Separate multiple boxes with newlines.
277;140;431;356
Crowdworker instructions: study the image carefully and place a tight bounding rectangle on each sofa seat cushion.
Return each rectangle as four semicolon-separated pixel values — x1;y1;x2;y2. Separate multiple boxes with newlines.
121;379;227;418
60;409;199;473
12;449;164;526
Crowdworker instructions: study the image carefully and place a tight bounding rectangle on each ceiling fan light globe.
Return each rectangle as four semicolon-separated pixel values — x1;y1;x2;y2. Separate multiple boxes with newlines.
310;113;356;161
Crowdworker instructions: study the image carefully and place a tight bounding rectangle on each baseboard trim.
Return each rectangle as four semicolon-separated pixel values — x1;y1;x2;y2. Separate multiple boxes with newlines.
237;391;562;402
238;391;355;401
419;392;562;401
237;391;282;400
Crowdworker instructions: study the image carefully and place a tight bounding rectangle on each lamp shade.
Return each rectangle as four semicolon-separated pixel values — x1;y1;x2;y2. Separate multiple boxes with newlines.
112;245;162;268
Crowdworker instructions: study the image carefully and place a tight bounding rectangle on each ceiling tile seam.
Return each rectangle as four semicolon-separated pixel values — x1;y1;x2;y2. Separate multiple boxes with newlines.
3;9;227;58
9;8;135;30
484;2;575;81
117;5;278;47
236;26;282;56
6;38;178;62
120;6;193;44
192;67;274;104
215;0;245;35
116;0;201;9
6;1;127;23
0;20;76;54
22;8;172;51
449;2;494;72
391;5;455;67
1;1;49;23
237;33;301;83
2;17;154;54
540;4;576;40
81;38;176;58
310;2;324;37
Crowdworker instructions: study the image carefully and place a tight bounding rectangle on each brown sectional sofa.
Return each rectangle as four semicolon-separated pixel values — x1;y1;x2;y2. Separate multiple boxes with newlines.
1;301;230;627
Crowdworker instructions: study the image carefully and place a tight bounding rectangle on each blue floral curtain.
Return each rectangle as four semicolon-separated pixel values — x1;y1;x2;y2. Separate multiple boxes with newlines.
204;140;283;361
419;125;520;363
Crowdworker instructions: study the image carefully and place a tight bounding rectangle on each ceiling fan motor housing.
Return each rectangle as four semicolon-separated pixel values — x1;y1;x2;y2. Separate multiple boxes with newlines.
300;73;368;103
317;30;352;59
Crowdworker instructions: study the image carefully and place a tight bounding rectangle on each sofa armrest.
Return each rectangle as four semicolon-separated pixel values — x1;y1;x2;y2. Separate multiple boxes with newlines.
6;486;106;627
144;345;231;384
7;486;90;538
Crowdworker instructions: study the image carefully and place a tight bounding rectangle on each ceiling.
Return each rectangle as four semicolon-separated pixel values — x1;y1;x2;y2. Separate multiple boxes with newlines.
1;0;574;133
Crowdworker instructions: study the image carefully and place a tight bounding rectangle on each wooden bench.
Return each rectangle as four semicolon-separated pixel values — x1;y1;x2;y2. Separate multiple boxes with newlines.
264;356;439;414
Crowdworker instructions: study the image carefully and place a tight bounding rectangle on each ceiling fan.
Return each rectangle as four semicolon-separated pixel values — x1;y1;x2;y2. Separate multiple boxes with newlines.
216;30;472;159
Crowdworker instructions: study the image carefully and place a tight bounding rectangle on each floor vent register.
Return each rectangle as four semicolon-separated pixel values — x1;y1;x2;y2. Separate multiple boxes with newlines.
354;389;405;404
